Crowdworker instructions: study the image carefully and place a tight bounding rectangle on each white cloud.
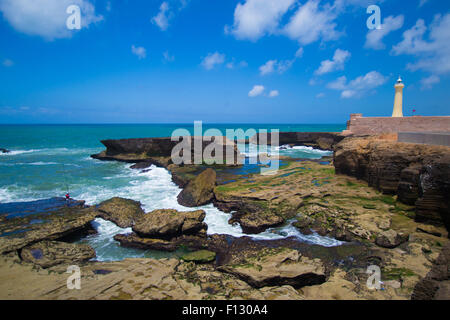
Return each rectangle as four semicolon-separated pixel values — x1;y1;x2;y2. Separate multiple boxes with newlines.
283;0;341;45
0;0;102;40
259;60;277;75
163;51;175;62
316;92;325;98
2;59;14;67
248;85;265;97
392;14;450;75
259;47;303;76
365;15;404;50
201;52;226;70
259;59;296;76
295;47;304;58
327;71;388;98
226;0;295;41
420;75;440;90
315;49;351;75
152;2;171;31
132;45;147;60
269;90;279;97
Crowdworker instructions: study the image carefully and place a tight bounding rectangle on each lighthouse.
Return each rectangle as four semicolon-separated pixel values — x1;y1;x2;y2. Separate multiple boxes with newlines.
392;76;404;117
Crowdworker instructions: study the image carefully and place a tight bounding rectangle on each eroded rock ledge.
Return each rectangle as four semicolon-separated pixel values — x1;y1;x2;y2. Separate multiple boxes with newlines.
334;136;450;230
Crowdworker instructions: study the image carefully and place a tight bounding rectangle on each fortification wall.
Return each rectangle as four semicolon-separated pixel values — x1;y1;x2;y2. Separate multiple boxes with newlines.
344;114;450;136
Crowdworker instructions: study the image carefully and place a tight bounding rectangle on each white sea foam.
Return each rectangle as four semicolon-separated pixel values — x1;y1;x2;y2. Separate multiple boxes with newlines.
75;163;343;261
0;147;343;261
0;149;39;156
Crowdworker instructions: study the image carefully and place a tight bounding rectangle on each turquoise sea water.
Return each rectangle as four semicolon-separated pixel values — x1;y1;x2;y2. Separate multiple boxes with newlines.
0;124;345;261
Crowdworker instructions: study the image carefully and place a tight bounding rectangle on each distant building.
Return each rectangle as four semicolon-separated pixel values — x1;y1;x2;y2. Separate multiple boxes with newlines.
342;77;450;136
392;77;404;118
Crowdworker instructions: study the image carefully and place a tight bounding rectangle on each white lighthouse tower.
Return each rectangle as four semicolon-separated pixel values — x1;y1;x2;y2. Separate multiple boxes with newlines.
392;76;404;118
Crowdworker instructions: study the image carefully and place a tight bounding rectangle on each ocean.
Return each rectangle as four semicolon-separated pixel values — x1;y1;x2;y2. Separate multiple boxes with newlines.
0;124;345;261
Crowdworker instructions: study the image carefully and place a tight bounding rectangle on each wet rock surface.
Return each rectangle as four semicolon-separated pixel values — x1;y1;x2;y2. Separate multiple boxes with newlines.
0;148;10;154
181;250;216;263
0;201;97;255
20;240;96;268
97;197;145;228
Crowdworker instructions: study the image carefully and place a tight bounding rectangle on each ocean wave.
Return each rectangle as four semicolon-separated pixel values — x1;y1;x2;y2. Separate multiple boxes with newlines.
0;147;101;157
0;149;39;156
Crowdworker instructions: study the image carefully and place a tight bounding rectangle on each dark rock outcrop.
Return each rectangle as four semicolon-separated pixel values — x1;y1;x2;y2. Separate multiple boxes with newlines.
249;132;345;151
177;168;216;207
20;240;96;268
91;136;242;166
412;241;450;300
97;197;145;228
0;202;97;255
334;137;450;231
0;148;9;154
114;233;180;251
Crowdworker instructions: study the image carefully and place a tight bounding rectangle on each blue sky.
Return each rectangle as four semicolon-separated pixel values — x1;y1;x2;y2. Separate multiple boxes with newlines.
0;0;449;124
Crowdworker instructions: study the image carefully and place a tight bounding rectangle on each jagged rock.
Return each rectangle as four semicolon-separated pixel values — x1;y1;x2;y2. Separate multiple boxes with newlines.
375;229;409;248
181;250;216;263
132;209;207;239
97;197;145;228
0;148;9;154
412;241;450;300
0;205;97;255
20;241;96;268
334;136;450;231
114;233;179;251
236;212;283;234
219;248;326;289
91;136;242;166
177;168;216;207
416;225;444;238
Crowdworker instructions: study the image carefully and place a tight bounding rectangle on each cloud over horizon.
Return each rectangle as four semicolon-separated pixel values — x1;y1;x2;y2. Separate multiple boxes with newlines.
0;0;103;40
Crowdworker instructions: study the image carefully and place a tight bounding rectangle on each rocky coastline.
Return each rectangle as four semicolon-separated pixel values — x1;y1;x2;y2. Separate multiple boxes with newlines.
0;132;449;300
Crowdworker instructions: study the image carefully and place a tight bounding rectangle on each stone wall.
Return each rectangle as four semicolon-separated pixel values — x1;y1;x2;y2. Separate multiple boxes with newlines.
343;114;450;136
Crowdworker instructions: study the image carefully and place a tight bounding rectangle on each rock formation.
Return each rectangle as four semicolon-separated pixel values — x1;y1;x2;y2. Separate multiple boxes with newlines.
177;168;217;207
20;241;96;268
97;197;145;228
132;209;207;239
412;241;450;300
0;148;9;154
219;248;326;288
91;136;242;165
334;136;450;231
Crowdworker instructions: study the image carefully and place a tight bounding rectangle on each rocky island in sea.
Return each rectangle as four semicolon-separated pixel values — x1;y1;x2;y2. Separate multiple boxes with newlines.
0;126;449;300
